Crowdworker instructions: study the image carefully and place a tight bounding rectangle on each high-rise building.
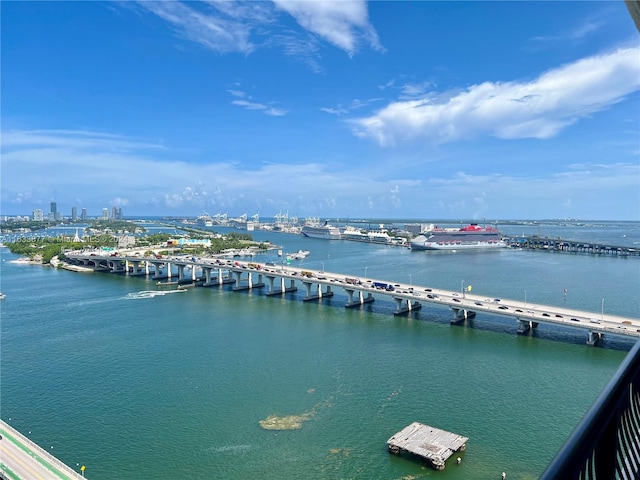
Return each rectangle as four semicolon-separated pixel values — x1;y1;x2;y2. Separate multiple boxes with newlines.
102;208;109;220
71;206;78;221
111;206;123;220
81;208;87;221
49;201;58;222
33;209;44;221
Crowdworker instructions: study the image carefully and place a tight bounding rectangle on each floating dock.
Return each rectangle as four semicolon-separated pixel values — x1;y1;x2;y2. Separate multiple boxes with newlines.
387;422;468;470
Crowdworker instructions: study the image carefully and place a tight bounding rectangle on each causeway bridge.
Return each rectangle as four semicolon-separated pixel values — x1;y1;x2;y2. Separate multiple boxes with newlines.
503;236;640;257
0;420;86;480
64;251;640;346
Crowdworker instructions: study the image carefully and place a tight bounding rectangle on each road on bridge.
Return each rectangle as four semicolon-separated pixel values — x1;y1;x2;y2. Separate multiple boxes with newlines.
0;421;85;480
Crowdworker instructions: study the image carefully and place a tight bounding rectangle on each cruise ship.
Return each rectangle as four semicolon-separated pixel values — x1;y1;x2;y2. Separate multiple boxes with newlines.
301;220;341;240
410;224;506;250
341;226;369;242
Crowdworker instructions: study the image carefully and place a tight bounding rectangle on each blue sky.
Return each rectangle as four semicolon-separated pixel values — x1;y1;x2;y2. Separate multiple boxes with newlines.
2;1;639;221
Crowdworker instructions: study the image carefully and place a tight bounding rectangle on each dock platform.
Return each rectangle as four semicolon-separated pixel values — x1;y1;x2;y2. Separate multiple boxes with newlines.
387;421;468;470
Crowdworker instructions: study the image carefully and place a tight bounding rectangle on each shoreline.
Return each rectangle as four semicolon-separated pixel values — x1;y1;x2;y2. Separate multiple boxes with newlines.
9;257;42;265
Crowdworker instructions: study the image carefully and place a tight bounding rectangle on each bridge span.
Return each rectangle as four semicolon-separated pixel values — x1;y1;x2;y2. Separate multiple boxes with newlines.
0;420;86;480
64;251;640;346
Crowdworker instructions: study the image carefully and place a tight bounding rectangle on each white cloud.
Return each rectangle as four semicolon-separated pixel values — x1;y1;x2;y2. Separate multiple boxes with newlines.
320;106;349;115
399;81;435;99
137;1;257;54
320;97;382;116
272;0;381;56
231;99;288;116
1;129;164;152
134;0;380;65
529;18;605;48
351;45;640;146
2;130;638;219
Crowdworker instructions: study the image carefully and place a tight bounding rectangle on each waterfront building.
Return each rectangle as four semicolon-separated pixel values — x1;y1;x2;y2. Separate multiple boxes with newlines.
177;238;212;247
33;209;44;221
81;208;87;221
102;208;109;220
404;223;428;235
112;206;123;220
71;206;78;221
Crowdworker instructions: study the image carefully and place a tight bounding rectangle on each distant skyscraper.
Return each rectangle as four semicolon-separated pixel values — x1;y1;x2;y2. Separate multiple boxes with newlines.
33;209;44;221
71;206;78;221
81;208;87;220
50;201;57;215
102;208;109;220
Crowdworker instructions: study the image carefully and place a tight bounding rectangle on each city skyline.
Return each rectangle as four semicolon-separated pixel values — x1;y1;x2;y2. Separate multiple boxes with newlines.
2;1;639;220
26;201;122;222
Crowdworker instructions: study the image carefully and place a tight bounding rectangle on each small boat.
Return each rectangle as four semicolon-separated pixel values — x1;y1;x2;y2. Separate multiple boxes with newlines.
0;293;6;300
287;250;310;260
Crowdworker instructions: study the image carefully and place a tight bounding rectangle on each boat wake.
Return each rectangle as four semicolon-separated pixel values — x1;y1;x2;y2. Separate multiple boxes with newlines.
125;290;186;300
205;444;252;455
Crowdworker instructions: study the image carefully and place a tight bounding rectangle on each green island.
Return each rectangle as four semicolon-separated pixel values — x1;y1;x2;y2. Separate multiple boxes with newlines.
3;220;274;264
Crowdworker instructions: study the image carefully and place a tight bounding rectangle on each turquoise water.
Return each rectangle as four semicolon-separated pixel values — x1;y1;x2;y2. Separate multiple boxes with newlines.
1;224;638;479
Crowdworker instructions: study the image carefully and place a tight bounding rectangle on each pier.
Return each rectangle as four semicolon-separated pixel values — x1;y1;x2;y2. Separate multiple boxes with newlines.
387;422;468;470
63;251;640;346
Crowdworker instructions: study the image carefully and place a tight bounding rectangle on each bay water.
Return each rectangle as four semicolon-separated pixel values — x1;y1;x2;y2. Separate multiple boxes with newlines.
1;222;639;479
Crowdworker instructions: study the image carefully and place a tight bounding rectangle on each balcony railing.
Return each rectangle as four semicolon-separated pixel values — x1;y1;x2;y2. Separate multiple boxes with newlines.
541;340;640;479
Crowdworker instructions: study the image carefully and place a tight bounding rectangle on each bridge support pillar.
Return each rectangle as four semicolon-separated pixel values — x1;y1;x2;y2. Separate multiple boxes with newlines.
204;267;212;285
111;260;126;274
165;262;172;279
302;281;331;301
266;277;297;296
450;307;475;324
129;260;146;276
393;297;422;315
587;331;602;346
344;289;375;308
232;271;247;290
150;262;164;279
265;275;287;295
203;267;233;287
517;319;532;335
232;271;264;291
177;265;185;282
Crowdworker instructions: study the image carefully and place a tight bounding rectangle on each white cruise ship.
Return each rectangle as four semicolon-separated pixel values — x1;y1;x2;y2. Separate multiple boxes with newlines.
301;220;341;240
341;226;369;242
411;224;506;250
